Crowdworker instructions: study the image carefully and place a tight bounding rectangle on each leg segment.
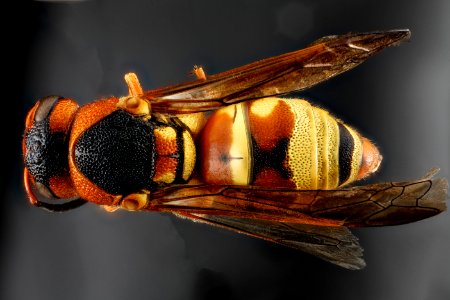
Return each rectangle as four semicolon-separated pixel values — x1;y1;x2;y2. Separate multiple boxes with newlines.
117;72;151;119
193;65;207;81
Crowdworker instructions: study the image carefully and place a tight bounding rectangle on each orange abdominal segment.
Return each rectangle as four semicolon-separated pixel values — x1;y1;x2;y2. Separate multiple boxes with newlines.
252;169;296;187
200;98;298;187
248;99;295;151
199;97;372;189
358;138;382;179
199;105;240;184
247;99;297;187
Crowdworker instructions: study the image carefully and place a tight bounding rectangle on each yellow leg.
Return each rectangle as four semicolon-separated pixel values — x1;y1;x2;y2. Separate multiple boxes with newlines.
193;65;207;81
101;195;123;212
102;205;119;213
117;72;151;118
124;72;144;96
100;186;149;212
120;192;149;211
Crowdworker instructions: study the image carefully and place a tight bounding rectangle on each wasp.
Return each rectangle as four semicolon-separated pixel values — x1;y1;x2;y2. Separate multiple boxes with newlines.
23;30;447;269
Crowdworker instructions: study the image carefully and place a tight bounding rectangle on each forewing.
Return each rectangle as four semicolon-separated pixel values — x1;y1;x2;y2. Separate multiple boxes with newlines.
145;30;411;113
175;212;365;270
147;169;447;227
310;171;447;227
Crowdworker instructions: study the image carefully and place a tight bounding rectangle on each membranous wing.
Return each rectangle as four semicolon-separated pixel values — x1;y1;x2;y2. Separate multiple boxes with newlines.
177;212;365;270
144;30;411;113
148;170;448;269
147;170;446;269
147;169;447;227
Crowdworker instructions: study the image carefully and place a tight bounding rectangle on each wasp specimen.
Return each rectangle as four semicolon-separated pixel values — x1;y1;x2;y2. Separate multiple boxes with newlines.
23;30;447;269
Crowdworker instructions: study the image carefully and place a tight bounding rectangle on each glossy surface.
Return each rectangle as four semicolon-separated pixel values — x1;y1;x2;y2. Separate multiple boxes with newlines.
4;1;450;300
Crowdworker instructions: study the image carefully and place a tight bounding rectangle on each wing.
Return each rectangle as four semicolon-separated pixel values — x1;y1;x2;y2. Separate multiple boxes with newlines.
144;30;411;113
175;212;365;270
146;169;447;227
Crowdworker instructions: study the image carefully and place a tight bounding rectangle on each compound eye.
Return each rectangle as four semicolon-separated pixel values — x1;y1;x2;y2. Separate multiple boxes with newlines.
34;96;61;122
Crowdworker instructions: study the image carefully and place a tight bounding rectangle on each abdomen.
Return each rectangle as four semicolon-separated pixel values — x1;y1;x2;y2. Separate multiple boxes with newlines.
199;97;367;189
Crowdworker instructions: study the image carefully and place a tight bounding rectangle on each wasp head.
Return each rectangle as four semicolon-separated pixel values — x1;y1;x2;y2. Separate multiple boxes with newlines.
23;96;81;209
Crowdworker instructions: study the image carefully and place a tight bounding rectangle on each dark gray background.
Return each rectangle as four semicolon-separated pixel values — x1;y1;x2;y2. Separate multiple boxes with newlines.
1;0;449;299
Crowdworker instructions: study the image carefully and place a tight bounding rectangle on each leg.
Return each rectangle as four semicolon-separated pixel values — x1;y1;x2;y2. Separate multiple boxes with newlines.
117;72;151;118
124;72;144;96
101;205;119;212
193;65;207;81
120;191;150;211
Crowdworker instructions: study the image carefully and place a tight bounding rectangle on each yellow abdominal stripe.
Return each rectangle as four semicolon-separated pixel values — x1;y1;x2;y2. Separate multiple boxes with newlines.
155;126;177;140
221;104;251;185
284;98;362;189
176;112;207;137
323;109;339;189
182;130;196;181
312;108;327;189
153;125;197;183
286;100;316;189
155;172;175;184
248;98;279;117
